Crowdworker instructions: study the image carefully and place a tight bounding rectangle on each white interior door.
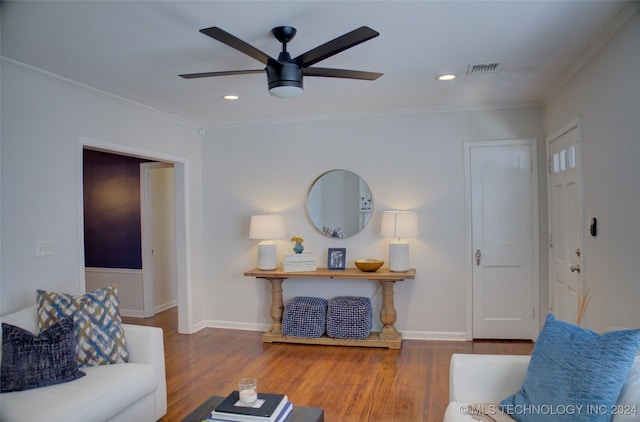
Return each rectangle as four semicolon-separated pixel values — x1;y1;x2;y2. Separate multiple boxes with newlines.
141;162;177;317
466;140;538;339
547;120;583;324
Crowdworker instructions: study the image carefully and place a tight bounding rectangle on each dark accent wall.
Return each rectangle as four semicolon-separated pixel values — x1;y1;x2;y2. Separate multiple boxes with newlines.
83;149;149;269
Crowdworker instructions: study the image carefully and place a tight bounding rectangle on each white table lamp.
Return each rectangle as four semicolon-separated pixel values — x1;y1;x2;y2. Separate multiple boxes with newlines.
249;215;285;270
380;211;418;272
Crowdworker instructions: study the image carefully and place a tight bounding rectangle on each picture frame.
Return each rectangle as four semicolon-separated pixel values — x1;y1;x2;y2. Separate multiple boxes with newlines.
327;248;346;270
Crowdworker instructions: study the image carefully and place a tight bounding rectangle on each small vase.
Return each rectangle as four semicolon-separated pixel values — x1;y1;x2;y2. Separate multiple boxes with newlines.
293;241;304;254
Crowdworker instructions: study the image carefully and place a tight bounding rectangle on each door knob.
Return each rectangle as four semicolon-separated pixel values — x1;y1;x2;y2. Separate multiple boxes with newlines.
570;264;581;273
475;249;482;266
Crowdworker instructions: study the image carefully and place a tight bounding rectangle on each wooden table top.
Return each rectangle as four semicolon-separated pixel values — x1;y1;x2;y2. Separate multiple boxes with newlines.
244;267;415;281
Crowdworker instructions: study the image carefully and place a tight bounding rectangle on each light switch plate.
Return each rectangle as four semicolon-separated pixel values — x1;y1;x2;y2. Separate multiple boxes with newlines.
36;240;55;256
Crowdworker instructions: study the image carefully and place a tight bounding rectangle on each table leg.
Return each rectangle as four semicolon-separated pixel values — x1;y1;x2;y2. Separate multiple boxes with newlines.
267;278;284;335
379;280;400;340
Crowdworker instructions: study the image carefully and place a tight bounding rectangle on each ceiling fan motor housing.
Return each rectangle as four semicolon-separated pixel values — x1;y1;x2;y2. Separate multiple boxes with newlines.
267;62;303;90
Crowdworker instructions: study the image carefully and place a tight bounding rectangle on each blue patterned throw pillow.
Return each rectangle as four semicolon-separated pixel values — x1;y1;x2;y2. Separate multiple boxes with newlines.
500;314;640;422
36;285;129;367
1;316;85;392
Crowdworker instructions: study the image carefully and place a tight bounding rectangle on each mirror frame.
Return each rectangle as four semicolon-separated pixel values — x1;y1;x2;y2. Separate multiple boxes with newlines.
305;169;373;238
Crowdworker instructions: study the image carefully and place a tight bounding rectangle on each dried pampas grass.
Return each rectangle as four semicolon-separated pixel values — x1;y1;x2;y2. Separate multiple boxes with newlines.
576;288;591;326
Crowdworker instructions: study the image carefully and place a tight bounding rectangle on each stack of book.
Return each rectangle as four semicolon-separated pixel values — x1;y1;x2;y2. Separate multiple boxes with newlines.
282;252;316;272
207;391;292;422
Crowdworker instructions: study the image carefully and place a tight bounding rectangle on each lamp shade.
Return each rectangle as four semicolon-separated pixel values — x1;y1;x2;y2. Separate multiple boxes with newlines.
249;215;285;240
380;211;419;239
249;215;285;271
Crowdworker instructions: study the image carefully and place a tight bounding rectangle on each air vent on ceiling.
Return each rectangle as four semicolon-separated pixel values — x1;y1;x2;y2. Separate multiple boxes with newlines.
467;62;502;74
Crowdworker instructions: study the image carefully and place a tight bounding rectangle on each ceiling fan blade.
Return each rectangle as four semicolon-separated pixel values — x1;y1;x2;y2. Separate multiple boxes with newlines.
179;69;264;79
304;67;383;81
200;27;276;65
294;26;380;68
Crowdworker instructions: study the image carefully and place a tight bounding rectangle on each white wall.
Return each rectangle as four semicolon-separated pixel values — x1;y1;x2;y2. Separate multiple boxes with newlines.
0;61;205;328
6;13;636;338
0;58;545;338
543;13;640;332
202;107;544;338
10;10;638;337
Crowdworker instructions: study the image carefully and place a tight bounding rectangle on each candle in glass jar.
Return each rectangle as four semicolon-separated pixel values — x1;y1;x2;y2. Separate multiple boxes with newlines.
239;388;257;405
238;378;258;406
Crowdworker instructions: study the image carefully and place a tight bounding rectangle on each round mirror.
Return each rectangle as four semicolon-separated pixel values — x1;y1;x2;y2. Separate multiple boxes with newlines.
305;170;373;238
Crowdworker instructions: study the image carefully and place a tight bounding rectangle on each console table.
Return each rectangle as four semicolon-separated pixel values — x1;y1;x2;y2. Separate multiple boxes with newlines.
244;267;415;349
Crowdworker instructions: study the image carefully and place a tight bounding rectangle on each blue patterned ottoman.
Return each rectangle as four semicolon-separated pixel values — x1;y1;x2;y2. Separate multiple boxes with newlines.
327;296;373;340
282;296;328;338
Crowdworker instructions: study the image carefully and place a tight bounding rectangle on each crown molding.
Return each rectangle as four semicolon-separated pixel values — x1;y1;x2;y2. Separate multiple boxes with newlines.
544;1;640;105
1;57;201;129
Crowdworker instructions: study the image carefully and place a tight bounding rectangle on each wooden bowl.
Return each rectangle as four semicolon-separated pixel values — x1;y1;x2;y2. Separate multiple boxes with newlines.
354;259;384;272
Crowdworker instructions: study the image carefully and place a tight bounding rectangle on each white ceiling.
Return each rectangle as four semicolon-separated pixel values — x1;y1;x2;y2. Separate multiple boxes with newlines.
1;1;631;127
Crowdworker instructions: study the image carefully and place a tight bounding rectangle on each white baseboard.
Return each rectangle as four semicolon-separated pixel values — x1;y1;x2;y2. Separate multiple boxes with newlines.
121;309;146;318
122;302;176;319
196;320;270;333
155;300;177;314
402;330;468;341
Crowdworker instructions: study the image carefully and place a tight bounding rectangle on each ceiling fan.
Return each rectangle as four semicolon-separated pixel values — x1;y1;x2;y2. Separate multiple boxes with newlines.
179;25;383;98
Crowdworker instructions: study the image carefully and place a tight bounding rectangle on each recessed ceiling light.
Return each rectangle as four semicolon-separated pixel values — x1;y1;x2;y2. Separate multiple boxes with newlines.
223;95;239;100
436;74;457;81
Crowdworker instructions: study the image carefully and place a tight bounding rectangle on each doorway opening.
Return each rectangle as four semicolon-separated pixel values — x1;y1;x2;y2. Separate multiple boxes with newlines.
78;137;192;333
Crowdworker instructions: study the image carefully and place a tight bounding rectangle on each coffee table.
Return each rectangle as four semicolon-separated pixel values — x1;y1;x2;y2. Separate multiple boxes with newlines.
181;395;324;422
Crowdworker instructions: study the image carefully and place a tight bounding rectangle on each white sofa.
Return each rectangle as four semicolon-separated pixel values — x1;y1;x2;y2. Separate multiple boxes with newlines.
444;353;640;422
0;305;167;422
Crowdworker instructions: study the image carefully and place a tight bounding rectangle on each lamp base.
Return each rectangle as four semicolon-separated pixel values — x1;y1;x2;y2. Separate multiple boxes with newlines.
388;241;410;272
257;242;278;270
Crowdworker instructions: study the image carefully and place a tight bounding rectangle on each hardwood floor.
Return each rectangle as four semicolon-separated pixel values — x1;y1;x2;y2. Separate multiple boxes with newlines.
123;308;534;422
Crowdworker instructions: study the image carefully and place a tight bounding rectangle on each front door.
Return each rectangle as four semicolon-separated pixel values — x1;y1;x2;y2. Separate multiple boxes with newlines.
547;119;583;324
466;139;538;339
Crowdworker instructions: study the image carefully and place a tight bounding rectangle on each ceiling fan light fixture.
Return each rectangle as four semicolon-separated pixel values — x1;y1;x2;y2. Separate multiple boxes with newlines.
267;62;303;98
269;84;303;98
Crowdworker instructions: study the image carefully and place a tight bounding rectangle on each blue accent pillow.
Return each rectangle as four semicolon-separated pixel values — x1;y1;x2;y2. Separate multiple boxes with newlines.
1;316;85;392
500;314;640;422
